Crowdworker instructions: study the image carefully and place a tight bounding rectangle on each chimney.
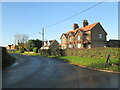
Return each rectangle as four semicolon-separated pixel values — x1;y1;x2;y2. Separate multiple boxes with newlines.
82;20;88;27
72;24;79;30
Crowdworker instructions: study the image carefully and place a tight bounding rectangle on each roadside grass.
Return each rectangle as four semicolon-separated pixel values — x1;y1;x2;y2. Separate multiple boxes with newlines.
8;50;21;54
21;52;47;57
48;56;120;72
8;50;119;72
21;53;41;56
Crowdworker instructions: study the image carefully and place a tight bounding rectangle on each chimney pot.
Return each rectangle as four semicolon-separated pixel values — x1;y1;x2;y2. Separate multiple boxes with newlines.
72;24;79;30
82;19;89;27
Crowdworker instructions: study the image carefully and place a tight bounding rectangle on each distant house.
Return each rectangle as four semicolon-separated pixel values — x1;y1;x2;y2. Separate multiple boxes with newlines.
6;44;16;50
60;20;107;49
106;39;120;47
40;40;59;50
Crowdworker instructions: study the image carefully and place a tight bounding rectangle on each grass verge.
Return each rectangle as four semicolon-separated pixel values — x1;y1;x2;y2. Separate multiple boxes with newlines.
48;56;120;73
21;53;41;56
8;51;120;73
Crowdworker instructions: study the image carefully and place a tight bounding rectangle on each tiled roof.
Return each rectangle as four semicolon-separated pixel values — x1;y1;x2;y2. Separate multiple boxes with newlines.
49;40;55;42
82;22;99;31
63;22;99;35
83;40;91;44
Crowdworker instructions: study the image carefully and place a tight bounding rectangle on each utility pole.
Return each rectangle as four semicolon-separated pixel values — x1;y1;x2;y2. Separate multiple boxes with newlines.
42;28;44;49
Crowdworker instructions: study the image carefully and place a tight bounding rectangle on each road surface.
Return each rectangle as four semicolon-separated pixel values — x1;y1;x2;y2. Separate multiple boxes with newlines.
2;54;119;88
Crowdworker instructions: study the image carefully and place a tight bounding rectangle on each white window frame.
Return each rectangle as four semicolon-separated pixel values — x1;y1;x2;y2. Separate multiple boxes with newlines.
69;44;72;48
70;38;72;41
78;36;80;40
44;42;46;46
78;44;81;48
99;34;102;39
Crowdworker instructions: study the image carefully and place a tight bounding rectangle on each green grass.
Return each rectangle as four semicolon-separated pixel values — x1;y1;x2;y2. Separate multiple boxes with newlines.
21;53;41;56
8;49;119;72
49;56;120;72
18;53;120;72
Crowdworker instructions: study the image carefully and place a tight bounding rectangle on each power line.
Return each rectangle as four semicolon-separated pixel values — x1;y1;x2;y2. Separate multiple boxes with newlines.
29;1;105;39
43;0;106;29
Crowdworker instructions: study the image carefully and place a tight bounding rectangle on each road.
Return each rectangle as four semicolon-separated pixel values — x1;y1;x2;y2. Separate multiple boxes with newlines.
2;54;119;88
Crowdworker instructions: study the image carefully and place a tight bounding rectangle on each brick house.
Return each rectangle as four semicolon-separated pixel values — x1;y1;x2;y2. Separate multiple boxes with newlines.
60;20;107;49
6;44;16;50
40;40;59;50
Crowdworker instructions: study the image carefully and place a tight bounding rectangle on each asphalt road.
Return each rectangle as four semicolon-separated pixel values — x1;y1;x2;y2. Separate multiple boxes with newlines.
2;54;119;88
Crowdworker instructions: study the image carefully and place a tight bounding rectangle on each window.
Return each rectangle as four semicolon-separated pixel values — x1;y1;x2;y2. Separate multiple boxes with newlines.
70;38;72;41
78;36;80;40
69;44;72;48
78;44;81;48
99;34;102;39
44;42;46;46
62;46;65;49
61;39;64;43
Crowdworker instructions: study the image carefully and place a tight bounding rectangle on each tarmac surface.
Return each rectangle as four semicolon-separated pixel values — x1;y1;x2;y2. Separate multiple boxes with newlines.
2;54;119;88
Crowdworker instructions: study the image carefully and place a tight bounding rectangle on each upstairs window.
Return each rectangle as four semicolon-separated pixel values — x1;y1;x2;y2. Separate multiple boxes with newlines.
61;39;64;43
78;36;80;40
99;34;102;39
70;38;72;41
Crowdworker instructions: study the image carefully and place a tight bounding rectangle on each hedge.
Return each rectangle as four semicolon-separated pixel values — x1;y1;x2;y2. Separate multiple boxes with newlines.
38;49;63;56
2;47;16;68
62;47;119;60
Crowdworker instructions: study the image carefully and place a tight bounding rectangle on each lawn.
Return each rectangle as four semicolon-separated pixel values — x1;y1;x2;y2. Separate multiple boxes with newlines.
49;56;119;72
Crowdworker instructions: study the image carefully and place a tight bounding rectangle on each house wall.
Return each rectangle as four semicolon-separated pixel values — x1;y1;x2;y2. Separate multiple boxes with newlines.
67;33;75;48
11;45;15;50
49;40;59;50
61;35;67;49
91;24;107;48
74;30;83;48
85;31;91;41
6;46;11;50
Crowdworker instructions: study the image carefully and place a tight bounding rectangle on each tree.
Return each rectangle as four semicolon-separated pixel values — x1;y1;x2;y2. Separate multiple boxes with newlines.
26;39;42;51
15;33;28;45
14;33;29;51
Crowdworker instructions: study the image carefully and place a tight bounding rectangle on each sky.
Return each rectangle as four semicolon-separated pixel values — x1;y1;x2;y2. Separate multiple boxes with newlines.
1;2;118;46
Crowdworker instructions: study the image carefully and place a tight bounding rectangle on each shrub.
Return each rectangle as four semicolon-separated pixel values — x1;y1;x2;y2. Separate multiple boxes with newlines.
61;47;119;60
38;49;63;56
33;47;38;53
2;47;16;68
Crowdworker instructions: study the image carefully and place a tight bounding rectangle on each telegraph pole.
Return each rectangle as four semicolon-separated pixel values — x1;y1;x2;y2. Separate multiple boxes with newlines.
42;28;44;49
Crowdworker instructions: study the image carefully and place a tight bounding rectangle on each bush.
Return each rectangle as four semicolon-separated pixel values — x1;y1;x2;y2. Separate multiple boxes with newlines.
2;47;16;68
38;49;63;56
33;47;38;53
62;47;119;60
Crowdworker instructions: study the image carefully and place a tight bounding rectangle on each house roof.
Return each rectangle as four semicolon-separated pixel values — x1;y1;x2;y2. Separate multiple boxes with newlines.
81;22;99;31
11;45;16;47
49;40;56;42
83;40;91;44
60;33;68;39
41;39;59;48
61;22;99;38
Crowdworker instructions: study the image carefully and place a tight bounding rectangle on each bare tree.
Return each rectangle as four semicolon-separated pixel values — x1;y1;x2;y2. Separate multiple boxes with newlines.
15;33;28;45
15;33;21;45
14;33;29;51
21;34;29;44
